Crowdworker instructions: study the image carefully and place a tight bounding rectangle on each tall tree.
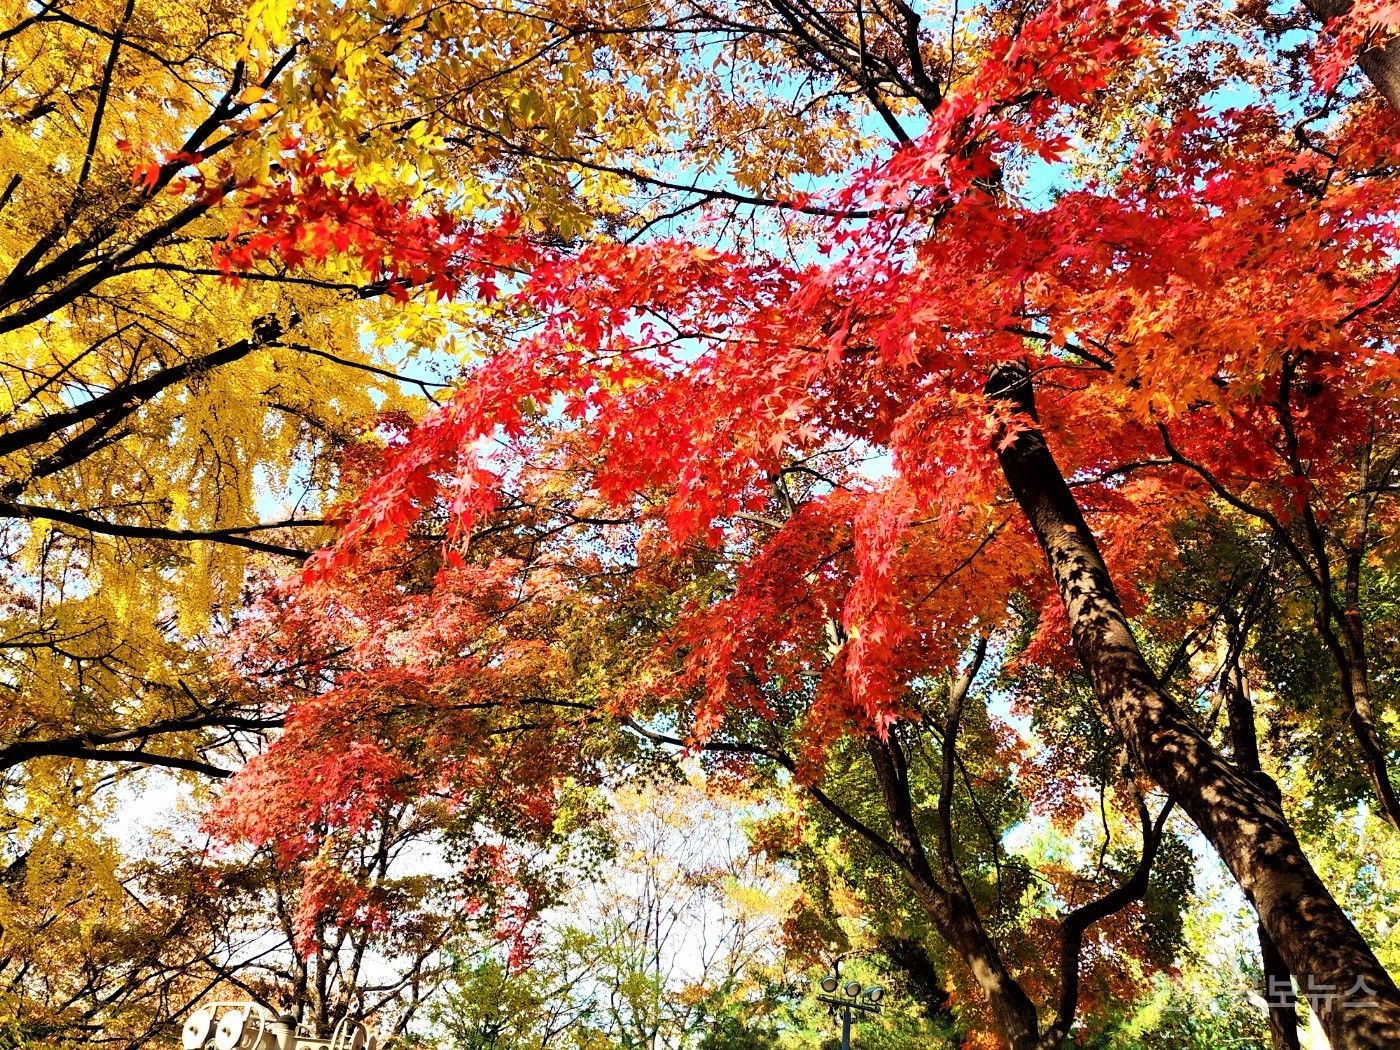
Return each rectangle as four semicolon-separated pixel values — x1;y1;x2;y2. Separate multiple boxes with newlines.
209;0;1400;1045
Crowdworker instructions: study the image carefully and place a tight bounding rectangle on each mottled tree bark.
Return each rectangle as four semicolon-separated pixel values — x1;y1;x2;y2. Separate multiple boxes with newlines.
1304;0;1400;113
986;362;1400;1050
1225;642;1303;1050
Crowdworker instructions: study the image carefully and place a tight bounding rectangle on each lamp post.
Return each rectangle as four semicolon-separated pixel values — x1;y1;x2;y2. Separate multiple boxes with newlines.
816;973;883;1050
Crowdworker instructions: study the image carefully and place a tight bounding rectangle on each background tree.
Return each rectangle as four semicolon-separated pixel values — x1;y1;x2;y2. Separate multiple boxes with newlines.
0;795;462;1047
429;776;796;1050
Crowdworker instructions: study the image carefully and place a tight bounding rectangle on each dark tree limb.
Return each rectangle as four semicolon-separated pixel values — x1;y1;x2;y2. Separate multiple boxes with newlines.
7;746;233;778
986;361;1400;1050
0;501;319;559
0;710;283;775
1222;580;1304;1050
0;315;287;461
1043;796;1173;1047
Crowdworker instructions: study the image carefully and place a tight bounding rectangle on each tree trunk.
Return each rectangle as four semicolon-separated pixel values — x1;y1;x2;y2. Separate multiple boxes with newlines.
986;362;1400;1049
1337;570;1400;828
1260;924;1305;1050
1225;651;1304;1050
903;877;1043;1050
866;731;1044;1049
1303;0;1400;113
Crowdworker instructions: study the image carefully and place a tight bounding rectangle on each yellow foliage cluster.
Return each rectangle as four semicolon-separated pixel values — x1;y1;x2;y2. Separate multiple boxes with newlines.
0;0;430;1036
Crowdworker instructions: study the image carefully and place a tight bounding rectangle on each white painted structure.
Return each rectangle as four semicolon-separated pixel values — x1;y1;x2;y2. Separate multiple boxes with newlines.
181;1002;378;1050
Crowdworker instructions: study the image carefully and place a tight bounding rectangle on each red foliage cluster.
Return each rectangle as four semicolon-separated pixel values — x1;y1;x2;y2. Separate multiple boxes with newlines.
207;0;1400;988
213;143;531;301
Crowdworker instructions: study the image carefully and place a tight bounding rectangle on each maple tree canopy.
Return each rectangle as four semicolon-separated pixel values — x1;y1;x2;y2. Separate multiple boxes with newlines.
190;0;1400;1046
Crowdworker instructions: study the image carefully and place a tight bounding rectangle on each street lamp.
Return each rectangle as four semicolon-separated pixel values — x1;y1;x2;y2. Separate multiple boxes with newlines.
816;974;883;1050
180;1002;378;1050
